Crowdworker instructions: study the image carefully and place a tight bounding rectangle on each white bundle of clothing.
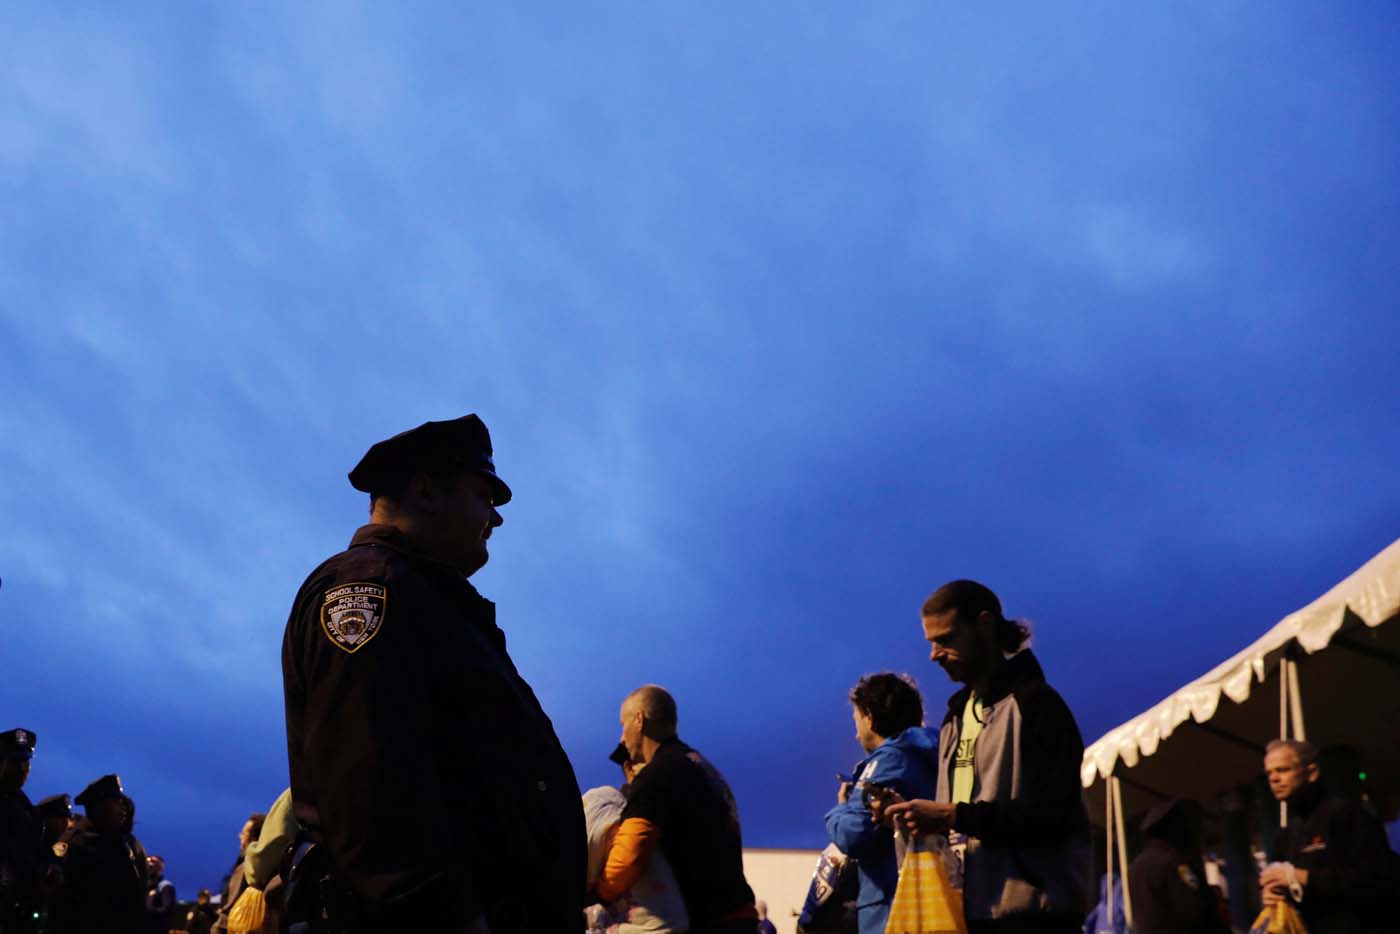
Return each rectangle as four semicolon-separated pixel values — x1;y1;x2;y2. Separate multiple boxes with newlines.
582;785;690;934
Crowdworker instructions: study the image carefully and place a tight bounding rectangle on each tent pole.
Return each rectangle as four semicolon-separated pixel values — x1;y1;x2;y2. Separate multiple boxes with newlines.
1105;782;1115;927
1288;658;1307;741
1112;777;1134;929
1279;657;1289;828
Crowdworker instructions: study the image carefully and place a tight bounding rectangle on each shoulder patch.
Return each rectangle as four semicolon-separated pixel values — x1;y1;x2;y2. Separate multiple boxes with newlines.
321;582;387;653
1177;864;1200;889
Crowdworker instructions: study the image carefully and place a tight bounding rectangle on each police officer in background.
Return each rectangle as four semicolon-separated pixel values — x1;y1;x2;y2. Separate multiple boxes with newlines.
59;775;148;934
34;794;74;934
1128;798;1226;934
282;414;586;933
0;729;40;934
34;796;71;861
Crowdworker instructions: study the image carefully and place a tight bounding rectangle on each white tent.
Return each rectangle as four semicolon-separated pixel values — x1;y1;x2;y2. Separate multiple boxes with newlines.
1079;537;1400;924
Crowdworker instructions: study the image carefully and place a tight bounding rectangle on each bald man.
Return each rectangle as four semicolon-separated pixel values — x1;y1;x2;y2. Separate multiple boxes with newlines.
598;685;757;934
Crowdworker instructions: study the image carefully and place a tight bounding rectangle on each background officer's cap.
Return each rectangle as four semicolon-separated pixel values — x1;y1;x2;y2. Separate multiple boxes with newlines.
348;414;512;505
37;794;72;819
0;728;36;760
74;774;125;807
1140;797;1200;835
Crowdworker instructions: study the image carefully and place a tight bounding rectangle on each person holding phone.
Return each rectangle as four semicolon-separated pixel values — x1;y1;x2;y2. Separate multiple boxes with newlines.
824;673;938;934
880;580;1090;934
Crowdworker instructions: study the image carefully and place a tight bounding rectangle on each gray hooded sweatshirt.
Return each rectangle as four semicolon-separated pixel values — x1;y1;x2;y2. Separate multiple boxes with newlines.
936;649;1091;924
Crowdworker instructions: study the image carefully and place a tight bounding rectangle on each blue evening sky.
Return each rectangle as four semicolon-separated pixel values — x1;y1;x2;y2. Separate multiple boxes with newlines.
3;2;1398;895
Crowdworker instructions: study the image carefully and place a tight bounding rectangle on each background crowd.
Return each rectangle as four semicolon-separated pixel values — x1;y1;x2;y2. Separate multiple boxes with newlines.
6;576;1394;934
0;741;293;934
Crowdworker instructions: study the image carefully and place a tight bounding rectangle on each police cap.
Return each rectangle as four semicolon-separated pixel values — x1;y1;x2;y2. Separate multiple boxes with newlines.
1140;797;1200;835
348;414;512;505
37;794;72;819
74;774;125;807
0;728;36;760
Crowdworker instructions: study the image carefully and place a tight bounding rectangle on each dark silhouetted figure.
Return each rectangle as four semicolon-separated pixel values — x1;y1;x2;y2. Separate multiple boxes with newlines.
282;415;585;933
144;855;175;934
0;729;40;934
1129;799;1226;934
56;775;148;934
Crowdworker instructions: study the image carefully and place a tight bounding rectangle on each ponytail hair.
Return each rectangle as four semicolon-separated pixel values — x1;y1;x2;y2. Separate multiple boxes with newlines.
921;579;1032;653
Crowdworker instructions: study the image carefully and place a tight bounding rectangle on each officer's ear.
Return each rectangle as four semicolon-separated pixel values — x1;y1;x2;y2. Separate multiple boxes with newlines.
408;468;469;513
370;471;428;515
406;470;445;509
1304;760;1320;784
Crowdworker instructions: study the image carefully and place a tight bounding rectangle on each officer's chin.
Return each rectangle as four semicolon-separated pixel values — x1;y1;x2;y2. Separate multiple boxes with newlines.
461;543;490;577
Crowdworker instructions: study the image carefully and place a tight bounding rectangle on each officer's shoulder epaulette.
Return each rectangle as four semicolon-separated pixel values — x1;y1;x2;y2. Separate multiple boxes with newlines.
334;541;394;584
296;544;392;597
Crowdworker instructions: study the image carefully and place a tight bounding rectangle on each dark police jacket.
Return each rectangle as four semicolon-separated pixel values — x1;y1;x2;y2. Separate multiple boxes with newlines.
55;830;148;934
1;789;39;927
1128;839;1224;934
282;524;586;932
1270;783;1399;934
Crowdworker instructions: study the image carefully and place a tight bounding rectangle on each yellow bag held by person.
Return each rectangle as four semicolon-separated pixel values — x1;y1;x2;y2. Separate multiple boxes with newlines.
227;885;268;934
885;834;967;934
1248;900;1307;934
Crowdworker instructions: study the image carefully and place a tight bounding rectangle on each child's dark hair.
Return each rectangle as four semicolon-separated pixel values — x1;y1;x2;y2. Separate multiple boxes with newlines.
849;673;924;738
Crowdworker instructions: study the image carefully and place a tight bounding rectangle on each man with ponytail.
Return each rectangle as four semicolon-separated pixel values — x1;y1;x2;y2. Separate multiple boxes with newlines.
880;580;1090;934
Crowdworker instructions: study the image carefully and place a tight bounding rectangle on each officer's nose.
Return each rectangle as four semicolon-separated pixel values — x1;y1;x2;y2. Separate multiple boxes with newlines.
489;507;503;528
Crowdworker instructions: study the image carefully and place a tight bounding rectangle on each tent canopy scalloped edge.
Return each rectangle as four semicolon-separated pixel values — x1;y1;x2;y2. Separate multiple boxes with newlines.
1081;537;1400;788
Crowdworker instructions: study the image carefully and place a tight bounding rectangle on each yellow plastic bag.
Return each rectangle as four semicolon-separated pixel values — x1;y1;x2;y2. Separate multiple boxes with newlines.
227;885;268;934
1248;900;1307;934
884;835;967;934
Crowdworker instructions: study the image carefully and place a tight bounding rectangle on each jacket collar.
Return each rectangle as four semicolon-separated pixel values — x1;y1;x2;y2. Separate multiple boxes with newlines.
349;524;476;585
1289;778;1326;818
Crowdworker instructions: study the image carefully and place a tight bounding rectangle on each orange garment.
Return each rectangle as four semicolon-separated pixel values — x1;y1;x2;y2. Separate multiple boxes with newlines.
596;817;663;902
